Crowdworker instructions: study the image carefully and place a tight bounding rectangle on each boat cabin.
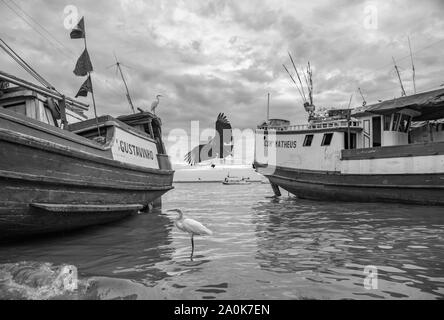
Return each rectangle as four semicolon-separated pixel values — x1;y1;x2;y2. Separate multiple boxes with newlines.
255;88;444;173
0;86;60;127
0;76;171;171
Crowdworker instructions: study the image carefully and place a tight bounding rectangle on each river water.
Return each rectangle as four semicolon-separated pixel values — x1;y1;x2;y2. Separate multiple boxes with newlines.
0;183;443;300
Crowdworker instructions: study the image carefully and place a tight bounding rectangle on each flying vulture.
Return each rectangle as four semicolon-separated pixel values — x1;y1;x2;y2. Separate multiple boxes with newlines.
184;113;233;165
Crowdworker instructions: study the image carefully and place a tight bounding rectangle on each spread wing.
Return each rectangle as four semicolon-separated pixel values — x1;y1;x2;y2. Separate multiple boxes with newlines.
215;113;233;159
183;113;233;165
184;142;217;165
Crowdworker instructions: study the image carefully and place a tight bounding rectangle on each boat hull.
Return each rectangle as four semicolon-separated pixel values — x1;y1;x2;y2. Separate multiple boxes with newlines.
256;164;444;206
0;109;174;240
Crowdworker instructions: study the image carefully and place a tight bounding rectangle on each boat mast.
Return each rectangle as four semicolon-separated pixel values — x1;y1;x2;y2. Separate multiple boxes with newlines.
81;20;101;137
358;87;367;106
392;56;406;97
408;37;417;94
113;55;135;114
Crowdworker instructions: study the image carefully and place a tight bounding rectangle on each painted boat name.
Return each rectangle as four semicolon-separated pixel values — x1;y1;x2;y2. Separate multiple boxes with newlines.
116;139;154;160
264;139;297;148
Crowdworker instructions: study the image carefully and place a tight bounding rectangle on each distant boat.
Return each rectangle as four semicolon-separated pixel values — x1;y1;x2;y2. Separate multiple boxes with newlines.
222;176;251;185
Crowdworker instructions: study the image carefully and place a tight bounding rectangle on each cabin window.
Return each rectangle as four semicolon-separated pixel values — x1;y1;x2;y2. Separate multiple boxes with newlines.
398;114;411;133
384;115;392;131
321;133;333;146
303;134;314;147
392;113;401;131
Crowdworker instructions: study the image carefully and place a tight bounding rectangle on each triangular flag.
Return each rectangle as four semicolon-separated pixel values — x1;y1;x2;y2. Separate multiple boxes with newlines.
75;76;93;98
73;48;93;76
70;17;85;39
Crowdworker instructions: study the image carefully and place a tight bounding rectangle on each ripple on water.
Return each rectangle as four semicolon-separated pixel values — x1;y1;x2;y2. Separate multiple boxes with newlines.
0;183;443;300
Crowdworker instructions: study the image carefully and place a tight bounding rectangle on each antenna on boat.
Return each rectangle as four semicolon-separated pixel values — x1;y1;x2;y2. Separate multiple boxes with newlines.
358;87;367;106
108;53;136;114
408;36;417;94
288;52;307;103
306;61;313;106
392;56;406;97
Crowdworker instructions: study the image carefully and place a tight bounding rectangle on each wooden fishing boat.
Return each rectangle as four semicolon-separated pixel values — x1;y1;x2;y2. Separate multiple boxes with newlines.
0;71;174;240
254;89;444;205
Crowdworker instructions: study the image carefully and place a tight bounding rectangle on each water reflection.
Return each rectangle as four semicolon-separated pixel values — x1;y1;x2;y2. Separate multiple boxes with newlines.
252;196;444;299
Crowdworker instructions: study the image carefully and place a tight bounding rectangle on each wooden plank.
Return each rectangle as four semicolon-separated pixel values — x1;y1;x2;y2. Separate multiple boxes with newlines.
30;203;144;213
341;141;444;160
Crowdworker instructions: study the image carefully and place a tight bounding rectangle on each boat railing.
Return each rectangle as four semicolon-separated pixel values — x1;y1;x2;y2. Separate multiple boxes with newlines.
258;120;362;132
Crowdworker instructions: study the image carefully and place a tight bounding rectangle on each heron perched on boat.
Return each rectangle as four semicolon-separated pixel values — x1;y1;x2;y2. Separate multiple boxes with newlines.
150;95;162;114
184;113;233;165
168;209;213;260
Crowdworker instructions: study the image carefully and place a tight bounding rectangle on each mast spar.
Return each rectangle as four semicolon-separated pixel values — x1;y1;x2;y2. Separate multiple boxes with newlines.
392;56;406;97
113;55;135;114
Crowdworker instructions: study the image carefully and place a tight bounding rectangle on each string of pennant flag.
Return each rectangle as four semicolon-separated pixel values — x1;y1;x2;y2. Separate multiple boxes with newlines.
70;17;93;98
70;16;101;137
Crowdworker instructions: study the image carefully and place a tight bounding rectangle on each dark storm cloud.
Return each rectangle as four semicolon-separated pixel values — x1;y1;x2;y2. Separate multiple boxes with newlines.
1;0;444;140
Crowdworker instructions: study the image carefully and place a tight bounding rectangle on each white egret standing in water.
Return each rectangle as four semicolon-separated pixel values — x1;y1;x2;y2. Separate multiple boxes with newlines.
168;209;213;260
150;95;162;114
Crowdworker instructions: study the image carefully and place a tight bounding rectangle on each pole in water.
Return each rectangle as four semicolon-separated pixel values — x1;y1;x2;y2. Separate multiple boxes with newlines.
271;183;281;197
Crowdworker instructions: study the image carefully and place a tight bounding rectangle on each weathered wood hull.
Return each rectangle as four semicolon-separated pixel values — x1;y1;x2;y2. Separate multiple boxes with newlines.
0;108;174;240
256;164;444;206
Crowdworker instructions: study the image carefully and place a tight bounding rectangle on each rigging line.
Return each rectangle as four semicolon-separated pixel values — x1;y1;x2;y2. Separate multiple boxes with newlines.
0;0;73;61
0;42;50;88
8;0;73;54
288;52;307;102
365;38;444;75
283;64;306;104
0;38;53;88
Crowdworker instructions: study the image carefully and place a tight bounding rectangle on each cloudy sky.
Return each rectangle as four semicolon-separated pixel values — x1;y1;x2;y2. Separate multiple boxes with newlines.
1;0;444;163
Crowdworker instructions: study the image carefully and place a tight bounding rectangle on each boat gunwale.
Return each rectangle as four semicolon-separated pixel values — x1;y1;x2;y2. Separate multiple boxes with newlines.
0;128;174;176
254;162;444;177
268;172;444;189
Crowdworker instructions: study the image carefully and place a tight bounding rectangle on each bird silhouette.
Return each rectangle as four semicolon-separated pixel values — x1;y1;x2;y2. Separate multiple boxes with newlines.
168;209;213;261
184;113;233;165
150;95;162;114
